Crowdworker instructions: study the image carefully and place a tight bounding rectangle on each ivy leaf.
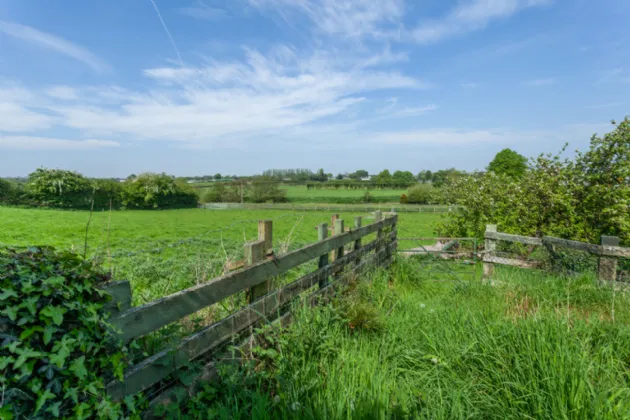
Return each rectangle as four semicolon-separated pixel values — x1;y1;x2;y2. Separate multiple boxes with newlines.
0;356;14;370
62;387;78;405
69;356;88;380
19;326;44;341
46;401;62;418
44;276;66;287
40;306;67;326
19;296;39;316
34;389;55;413
2;306;20;322
0;290;18;300
43;326;56;345
13;348;42;369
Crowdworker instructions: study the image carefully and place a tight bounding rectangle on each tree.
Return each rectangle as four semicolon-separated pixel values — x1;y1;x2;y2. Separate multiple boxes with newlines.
487;148;528;178
350;169;369;180
393;170;416;184
214;173;222;180
416;170;427;183
424;170;433;184
121;173;198;209
374;170;392;184
336;173;344;180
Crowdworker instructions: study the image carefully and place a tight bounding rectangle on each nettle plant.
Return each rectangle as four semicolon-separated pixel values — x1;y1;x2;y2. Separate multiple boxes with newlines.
0;247;139;419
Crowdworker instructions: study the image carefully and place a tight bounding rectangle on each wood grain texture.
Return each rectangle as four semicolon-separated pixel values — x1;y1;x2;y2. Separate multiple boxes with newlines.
484;231;543;246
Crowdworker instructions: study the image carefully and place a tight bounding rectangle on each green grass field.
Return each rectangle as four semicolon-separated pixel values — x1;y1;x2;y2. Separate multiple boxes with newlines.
177;261;630;419
0;207;440;303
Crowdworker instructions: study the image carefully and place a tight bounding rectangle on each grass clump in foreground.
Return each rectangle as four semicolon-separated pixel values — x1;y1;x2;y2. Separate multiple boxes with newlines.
171;259;630;419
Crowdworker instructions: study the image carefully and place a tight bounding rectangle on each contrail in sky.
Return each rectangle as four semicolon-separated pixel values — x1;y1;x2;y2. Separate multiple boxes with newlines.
148;0;184;65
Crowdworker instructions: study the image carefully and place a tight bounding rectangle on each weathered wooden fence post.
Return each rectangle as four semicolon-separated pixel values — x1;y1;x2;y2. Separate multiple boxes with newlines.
258;220;272;255
332;219;345;281
317;223;329;288
354;216;362;259
245;240;266;303
384;213;398;267
375;210;383;264
598;235;620;284
483;224;497;281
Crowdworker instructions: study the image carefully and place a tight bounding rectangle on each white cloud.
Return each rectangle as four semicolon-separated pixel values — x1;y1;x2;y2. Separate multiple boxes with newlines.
249;0;405;40
0;103;57;132
0;46;428;148
46;86;80;101
523;78;554;86
0;136;120;150
412;0;551;44
0;21;109;72
179;1;228;21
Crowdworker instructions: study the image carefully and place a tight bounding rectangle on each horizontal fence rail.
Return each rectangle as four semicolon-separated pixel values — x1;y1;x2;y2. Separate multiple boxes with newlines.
482;224;629;284
100;212;398;402
200;202;454;213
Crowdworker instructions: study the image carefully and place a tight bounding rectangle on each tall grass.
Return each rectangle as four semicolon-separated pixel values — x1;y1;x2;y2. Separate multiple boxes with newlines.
176;258;630;419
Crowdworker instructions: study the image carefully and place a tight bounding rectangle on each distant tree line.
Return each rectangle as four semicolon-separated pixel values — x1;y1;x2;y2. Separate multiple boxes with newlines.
0;169;198;210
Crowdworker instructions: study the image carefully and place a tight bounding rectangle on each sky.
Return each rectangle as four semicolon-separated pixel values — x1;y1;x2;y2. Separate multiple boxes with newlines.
0;0;629;177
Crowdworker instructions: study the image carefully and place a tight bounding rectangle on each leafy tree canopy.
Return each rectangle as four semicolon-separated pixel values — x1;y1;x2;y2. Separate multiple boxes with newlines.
487;148;528;178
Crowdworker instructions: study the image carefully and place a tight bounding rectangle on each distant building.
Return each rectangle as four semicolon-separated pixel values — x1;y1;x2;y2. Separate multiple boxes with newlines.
360;176;372;181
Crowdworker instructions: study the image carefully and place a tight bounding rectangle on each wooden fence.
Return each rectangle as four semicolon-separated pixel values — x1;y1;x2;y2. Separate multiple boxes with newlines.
200;202;452;213
482;224;630;283
99;211;398;403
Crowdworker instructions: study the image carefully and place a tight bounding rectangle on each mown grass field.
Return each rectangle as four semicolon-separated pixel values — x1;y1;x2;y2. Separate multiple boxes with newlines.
178;260;630;419
0;207;440;303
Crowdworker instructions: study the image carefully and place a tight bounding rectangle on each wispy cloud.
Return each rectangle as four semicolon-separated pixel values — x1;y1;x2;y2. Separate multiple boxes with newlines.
523;78;554;86
594;68;623;85
0;45;428;149
0;136;120;150
249;0;405;40
0;21;109;72
179;1;228;21
412;0;551;44
585;102;625;110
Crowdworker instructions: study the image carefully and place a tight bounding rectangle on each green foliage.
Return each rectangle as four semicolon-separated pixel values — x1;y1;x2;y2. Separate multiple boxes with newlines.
487;148;528;178
349;169;369;180
0;247;138;419
121;173;198;209
92;179;124;210
440;118;630;243
399;194;408;204
374;169;392;184
431;168;467;188
392;170;416;184
362;191;373;203
407;184;433;204
249;177;287;203
202;183;227;203
27;168;94;209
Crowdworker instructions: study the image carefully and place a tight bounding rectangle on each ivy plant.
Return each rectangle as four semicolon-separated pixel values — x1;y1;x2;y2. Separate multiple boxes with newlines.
0;246;139;419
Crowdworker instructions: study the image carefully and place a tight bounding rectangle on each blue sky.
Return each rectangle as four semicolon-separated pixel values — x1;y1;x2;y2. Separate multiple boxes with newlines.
0;0;629;177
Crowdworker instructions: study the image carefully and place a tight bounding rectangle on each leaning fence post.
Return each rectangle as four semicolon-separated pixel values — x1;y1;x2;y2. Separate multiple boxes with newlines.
317;223;329;288
245;240;266;303
354;216;362;268
598;235;620;285
482;224;497;281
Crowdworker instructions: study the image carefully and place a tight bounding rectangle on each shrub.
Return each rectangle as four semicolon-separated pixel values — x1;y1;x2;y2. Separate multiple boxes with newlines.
362;191;373;203
249;178;287;203
399;194;408;204
0;247;137;419
439;118;630;244
121;173;198;209
407;185;433;204
92;179;124;210
202;183;226;203
27;168;94;209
